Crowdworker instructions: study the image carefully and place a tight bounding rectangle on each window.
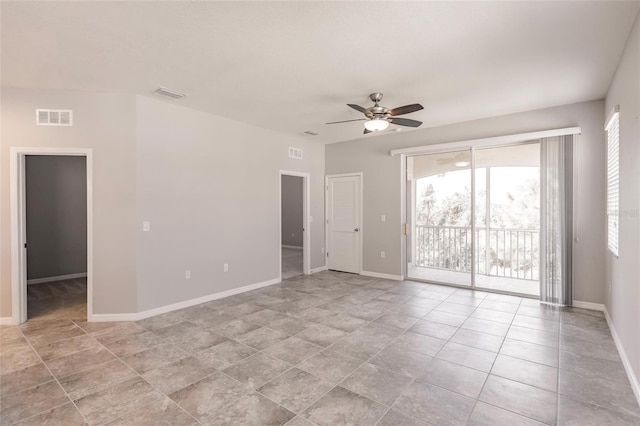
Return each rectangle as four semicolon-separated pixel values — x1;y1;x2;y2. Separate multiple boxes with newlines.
606;107;620;256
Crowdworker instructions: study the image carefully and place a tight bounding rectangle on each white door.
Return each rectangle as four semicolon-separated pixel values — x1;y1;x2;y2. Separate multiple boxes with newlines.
327;174;361;273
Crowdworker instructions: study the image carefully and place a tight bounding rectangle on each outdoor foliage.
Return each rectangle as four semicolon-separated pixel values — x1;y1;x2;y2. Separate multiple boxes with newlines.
414;167;540;280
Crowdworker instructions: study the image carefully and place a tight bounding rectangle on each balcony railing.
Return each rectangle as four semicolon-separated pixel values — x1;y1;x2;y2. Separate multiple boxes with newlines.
414;225;539;281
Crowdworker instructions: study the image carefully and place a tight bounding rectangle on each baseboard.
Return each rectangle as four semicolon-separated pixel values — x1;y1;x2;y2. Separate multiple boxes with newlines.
310;266;328;274
604;306;640;407
572;300;605;312
0;317;16;325
27;273;87;285
89;277;281;323
361;270;404;281
282;245;303;250
88;312;138;322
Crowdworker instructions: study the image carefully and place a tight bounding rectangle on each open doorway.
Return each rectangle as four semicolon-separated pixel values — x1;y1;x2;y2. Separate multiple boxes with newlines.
10;148;93;324
279;171;310;280
25;156;88;320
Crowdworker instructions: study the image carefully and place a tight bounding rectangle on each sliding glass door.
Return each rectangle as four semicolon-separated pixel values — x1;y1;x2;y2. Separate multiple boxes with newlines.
406;150;472;287
406;143;541;297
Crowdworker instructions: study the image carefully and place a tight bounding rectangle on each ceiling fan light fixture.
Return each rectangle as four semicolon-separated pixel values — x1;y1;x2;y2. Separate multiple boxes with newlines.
364;118;389;132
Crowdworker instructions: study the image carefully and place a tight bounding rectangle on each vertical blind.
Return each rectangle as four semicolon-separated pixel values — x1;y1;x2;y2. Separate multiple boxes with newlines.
606;110;620;256
540;135;573;306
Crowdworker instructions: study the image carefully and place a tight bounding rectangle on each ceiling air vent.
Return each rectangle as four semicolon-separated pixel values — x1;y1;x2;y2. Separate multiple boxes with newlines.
288;147;303;160
36;109;73;126
153;87;186;100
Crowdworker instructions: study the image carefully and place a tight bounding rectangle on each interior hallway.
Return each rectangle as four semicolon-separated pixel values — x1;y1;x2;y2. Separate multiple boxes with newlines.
27;278;87;321
281;247;303;280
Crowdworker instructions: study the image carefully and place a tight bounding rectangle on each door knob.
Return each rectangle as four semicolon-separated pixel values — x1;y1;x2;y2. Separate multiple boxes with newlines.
354;228;359;232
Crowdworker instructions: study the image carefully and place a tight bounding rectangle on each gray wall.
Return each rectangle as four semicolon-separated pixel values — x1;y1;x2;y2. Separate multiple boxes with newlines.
605;12;640;394
1;88;138;316
136;96;325;312
26;155;87;280
326;99;606;304
281;175;304;247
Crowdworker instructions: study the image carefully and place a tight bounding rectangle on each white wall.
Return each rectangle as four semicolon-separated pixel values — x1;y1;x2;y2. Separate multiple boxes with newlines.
1;88;138;316
135;96;325;312
605;12;640;393
326;99;606;304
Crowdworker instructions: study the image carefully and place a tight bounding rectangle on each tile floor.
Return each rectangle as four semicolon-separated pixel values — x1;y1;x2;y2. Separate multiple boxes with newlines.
282;247;303;280
26;278;87;321
1;271;639;425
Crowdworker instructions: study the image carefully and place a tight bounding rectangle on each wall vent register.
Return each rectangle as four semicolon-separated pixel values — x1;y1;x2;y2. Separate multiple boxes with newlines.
36;109;73;126
288;147;303;159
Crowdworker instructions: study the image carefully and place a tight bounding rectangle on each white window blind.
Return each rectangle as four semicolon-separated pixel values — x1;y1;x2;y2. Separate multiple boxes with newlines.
606;109;619;256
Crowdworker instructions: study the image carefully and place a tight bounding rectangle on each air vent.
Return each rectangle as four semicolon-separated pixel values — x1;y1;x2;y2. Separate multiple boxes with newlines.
303;131;319;136
36;109;73;126
288;147;303;160
153;87;186;100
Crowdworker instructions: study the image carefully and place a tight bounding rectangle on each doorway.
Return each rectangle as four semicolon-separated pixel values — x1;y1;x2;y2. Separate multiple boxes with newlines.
406;143;541;296
326;173;362;274
10;148;93;324
279;171;310;280
25;156;87;320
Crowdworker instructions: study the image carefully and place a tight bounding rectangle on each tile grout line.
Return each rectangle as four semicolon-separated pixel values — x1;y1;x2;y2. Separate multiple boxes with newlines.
77;322;205;426
14;324;92;425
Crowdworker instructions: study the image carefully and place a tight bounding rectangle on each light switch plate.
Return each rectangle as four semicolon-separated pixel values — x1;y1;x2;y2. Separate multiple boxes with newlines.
143;221;150;232
381;215;386;222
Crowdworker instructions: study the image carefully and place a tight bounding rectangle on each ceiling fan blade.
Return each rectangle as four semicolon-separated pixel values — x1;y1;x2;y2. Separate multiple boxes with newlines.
364;128;372;134
390;117;422;128
325;118;366;125
388;103;424;116
348;104;368;114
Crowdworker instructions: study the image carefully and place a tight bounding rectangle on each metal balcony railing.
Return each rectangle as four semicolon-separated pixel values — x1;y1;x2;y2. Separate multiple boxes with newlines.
414;225;539;281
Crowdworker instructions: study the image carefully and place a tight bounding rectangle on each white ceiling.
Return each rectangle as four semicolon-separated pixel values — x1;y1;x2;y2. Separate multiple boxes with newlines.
2;1;638;144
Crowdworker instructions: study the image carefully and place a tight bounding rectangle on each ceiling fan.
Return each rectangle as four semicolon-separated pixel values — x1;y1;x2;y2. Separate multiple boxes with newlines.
326;92;424;134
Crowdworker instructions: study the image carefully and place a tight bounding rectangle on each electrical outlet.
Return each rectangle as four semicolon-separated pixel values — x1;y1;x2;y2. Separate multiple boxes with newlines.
381;251;386;259
142;221;150;232
321;247;324;254
185;270;191;279
223;263;229;272
292;233;295;238
381;215;386;222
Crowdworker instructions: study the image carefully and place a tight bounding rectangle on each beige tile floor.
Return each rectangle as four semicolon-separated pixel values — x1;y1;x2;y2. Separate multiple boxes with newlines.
1;272;638;425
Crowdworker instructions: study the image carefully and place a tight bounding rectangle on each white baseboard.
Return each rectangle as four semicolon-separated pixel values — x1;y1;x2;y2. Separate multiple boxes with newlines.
87;312;138;322
361;270;404;281
310;266;328;274
604;306;640;407
572;300;605;312
0;317;16;325
89;277;281;323
282;245;303;250
27;273;87;285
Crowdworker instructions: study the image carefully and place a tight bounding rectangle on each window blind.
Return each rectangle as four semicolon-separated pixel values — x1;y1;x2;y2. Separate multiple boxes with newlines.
606;110;619;256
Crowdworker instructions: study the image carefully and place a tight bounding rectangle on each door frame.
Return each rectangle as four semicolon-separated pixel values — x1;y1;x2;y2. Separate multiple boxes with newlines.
279;170;311;280
325;172;363;274
9;147;94;324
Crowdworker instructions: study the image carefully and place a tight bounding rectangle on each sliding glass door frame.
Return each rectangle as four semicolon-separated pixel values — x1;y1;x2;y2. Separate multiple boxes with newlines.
402;140;542;298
